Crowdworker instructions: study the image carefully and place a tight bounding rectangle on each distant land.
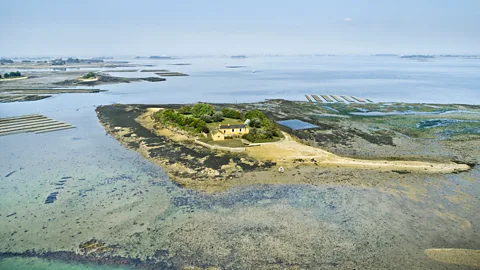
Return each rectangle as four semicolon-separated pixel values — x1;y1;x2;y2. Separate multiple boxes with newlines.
374;54;398;57
400;55;435;59
149;56;173;59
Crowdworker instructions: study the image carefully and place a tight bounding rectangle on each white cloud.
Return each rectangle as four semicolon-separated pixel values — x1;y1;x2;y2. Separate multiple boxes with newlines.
344;18;352;22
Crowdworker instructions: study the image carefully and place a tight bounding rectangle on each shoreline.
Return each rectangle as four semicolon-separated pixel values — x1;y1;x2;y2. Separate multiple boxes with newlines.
0;76;28;82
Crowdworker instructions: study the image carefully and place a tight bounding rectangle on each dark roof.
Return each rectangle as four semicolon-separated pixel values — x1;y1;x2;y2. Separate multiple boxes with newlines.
219;124;246;129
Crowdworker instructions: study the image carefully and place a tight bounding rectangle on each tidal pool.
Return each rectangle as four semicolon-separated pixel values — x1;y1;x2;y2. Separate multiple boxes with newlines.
277;119;319;130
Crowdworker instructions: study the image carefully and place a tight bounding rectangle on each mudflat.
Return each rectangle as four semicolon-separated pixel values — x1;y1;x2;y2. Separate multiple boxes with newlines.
0;70;165;103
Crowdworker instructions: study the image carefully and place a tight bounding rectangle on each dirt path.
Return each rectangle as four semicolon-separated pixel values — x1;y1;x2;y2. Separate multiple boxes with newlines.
138;109;470;174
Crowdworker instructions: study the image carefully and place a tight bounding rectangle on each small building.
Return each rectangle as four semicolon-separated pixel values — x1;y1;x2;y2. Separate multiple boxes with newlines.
211;129;225;141
211;124;249;141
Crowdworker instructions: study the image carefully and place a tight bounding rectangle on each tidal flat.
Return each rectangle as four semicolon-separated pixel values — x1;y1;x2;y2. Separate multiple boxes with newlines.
1;56;479;269
0;70;165;103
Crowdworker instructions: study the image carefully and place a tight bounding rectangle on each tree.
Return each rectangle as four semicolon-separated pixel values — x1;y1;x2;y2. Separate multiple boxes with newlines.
263;120;280;136
195;120;208;133
178;105;192;114
4;73;9;78
244;109;271;127
249;118;262;128
191;103;214;118
221;108;241;119
212;111;224;122
244;110;265;121
82;72;96;79
200;114;213;123
8;71;21;77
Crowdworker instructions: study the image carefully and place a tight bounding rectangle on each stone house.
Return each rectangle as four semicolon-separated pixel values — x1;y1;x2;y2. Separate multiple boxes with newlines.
211;124;249;141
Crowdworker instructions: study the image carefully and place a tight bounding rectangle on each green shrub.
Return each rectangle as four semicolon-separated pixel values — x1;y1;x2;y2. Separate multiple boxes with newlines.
154;109;208;133
244;109;266;121
249;118;262;128
212;111;224;122
192;103;214;118
178;105;192;114
221;108;241;119
4;73;9;78
242;133;256;142
244;109;270;127
82;72;96;79
200;114;213;123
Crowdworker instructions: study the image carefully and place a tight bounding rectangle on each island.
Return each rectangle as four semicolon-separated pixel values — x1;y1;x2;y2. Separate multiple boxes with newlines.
0;69;169;103
56;72;166;86
401;55;435;59
0;58;14;64
0;71;27;81
149;56;173;59
0;57;135;69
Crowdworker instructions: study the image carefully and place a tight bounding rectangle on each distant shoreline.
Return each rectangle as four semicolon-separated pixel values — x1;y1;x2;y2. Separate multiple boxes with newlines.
0;76;28;82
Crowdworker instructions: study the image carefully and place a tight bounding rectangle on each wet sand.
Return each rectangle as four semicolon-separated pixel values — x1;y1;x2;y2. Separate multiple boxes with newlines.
425;249;480;267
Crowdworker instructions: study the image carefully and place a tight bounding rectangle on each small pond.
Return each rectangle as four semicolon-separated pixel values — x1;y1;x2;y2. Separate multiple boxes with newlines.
277;119;319;130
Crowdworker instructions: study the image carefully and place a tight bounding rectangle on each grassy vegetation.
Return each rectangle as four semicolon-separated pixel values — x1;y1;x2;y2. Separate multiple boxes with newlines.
199;137;245;147
82;72;97;79
206;117;242;130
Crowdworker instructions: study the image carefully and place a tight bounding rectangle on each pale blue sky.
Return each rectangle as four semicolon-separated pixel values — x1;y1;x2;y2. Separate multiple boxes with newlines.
1;0;479;56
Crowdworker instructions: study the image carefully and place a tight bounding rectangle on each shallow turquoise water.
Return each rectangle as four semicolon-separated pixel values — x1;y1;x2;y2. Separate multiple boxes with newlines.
0;257;130;270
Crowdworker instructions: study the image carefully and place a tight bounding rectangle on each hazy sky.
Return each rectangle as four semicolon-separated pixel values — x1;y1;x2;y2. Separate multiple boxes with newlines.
1;0;479;56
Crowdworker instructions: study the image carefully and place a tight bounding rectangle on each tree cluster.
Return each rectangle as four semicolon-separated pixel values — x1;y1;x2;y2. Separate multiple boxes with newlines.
0;58;13;64
154;109;209;133
241;109;281;142
199;111;224;123
244;109;271;128
242;125;280;142
221;108;241;119
51;59;66;65
82;72;96;79
178;105;192;114
2;71;22;79
191;103;215;118
67;58;81;63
